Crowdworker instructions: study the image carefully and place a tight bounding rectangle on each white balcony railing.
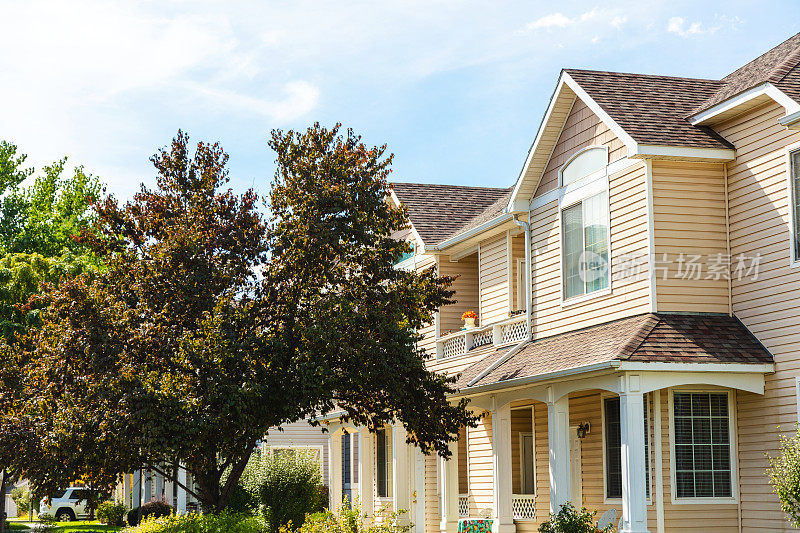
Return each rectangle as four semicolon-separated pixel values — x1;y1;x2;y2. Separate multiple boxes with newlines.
512;494;536;520
436;314;528;359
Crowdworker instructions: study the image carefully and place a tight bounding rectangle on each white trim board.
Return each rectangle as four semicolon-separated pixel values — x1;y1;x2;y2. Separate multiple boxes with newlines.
689;83;800;126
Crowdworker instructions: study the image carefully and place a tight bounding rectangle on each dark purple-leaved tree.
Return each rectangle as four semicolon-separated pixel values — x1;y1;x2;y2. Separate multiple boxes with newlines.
12;125;478;512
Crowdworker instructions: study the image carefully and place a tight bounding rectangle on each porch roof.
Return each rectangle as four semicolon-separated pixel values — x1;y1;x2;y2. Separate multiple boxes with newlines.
456;313;773;390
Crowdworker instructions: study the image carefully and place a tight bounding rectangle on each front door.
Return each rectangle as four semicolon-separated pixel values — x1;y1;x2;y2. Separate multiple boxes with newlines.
569;427;582;506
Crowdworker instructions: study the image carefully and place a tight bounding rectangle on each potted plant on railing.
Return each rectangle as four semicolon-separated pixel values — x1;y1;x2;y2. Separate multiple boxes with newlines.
462;310;478;329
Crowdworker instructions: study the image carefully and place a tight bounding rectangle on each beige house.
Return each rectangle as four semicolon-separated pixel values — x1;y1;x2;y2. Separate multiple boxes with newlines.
321;32;800;533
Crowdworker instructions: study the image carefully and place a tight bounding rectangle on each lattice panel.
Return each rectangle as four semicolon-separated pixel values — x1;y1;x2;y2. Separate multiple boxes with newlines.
512;495;536;520
442;335;466;358
501;320;527;344
471;330;493;349
458;496;469;518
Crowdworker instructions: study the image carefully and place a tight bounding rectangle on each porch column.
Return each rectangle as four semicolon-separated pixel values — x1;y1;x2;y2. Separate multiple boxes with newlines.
123;473;132;509
358;429;374;517
491;404;515;533
144;468;152;503
176;465;187;514
439;439;459;533
329;431;343;509
393;423;411;526
154;469;165;501
132;470;142;509
620;390;649;533
547;390;571;513
413;447;427;533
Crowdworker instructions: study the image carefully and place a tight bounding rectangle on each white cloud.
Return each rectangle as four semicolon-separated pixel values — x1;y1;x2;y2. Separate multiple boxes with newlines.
524;12;573;30
611;16;628;30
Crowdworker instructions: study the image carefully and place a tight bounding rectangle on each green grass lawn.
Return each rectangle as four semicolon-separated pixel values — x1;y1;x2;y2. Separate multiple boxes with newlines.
5;521;122;532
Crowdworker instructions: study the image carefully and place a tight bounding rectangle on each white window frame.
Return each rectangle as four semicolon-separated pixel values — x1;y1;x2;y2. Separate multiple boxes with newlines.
786;140;800;269
559;145;609;188
559;190;612;306
375;426;393;502
600;392;653;505
667;387;738;505
268;445;325;478
394;240;417;271
516;257;527;311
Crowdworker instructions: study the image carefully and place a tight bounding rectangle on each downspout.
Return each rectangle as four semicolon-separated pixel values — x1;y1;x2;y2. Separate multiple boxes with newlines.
466;214;532;389
723;163;733;317
513;215;533;342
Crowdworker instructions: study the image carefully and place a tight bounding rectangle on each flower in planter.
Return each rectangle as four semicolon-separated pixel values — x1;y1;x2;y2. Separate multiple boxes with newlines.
461;311;478;320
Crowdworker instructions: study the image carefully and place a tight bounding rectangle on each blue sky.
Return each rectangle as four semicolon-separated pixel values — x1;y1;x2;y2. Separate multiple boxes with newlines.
2;1;800;200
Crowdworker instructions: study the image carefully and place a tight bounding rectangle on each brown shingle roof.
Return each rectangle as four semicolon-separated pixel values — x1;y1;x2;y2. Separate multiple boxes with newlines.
391;182;510;246
694;32;800;113
565;69;733;149
456;313;772;390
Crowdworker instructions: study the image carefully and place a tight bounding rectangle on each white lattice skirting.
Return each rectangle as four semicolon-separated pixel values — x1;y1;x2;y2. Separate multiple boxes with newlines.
458;496;469;518
442;335;466;358
512;495;536;520
472;330;493;348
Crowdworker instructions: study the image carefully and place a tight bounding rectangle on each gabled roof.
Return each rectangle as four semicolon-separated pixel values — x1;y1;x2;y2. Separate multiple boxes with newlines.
390;182;510;246
456;313;772;390
565;70;732;149
693;31;800;114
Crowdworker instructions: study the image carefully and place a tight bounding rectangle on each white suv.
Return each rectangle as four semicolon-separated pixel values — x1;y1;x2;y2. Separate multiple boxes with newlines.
40;487;91;522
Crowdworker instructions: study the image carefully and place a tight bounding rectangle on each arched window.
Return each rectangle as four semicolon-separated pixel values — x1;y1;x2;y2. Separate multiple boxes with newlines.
560;147;607;186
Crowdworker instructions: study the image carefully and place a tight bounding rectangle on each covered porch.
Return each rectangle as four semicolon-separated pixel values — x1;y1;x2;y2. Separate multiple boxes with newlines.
328;313;773;533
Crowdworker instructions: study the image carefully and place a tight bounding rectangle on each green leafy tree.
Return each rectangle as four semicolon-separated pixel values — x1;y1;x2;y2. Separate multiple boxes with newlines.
768;426;800;527
14;125;478;513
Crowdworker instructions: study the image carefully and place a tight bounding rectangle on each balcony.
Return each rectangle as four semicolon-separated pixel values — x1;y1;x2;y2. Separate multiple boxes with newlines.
435;314;528;359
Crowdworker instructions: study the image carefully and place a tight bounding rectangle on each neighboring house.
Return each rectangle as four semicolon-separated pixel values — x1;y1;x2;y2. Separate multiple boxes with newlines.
263;419;331;488
323;32;800;533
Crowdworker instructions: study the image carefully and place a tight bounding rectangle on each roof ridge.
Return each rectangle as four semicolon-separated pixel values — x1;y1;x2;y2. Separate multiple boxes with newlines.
767;43;800;84
565;68;721;84
618;314;660;360
391;181;509;191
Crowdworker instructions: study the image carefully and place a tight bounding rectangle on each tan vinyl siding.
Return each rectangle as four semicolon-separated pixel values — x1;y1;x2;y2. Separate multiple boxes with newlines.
467;412;494;516
439;252;480;335
510;407;534;495
530;161;651;338
458;426;469;494
714;101;800;533
425;453;439;533
534;97;627;197
651;161;730;313
479;235;510;325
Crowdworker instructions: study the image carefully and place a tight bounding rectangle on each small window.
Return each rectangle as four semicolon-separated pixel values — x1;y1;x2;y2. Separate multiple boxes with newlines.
376;429;389;498
562;192;609;300
561;147;607;186
791;149;800;261
604;396;650;500
673;392;732;499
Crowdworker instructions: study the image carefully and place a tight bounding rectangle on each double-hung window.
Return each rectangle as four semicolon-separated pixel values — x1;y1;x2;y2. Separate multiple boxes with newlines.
790;147;800;263
603;396;650;500
560;147;610;301
563;192;610;300
672;392;733;500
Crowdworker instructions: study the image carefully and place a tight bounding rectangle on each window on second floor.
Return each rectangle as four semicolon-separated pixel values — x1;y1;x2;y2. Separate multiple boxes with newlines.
790;148;800;262
561;147;607;186
563;192;609;300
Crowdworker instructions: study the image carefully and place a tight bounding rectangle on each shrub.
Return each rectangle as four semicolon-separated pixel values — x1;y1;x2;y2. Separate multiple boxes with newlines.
289;501;410;533
10;487;30;516
768;426;800;527
127;500;173;527
231;448;325;531
97;500;127;526
37;512;56;525
538;503;610;533
124;512;267;533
